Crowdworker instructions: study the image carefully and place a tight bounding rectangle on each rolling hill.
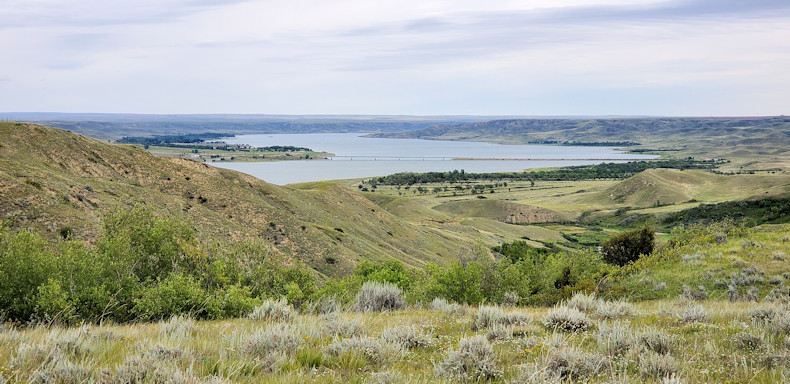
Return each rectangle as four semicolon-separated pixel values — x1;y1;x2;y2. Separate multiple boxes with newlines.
0;123;476;276
587;169;790;208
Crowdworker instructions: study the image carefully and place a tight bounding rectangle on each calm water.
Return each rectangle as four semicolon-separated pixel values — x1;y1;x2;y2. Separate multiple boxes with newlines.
212;133;656;185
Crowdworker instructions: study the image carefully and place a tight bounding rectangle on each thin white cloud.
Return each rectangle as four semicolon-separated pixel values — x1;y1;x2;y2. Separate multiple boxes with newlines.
0;0;788;115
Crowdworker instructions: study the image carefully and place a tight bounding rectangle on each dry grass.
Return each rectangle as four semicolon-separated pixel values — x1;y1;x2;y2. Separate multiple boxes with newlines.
1;300;790;382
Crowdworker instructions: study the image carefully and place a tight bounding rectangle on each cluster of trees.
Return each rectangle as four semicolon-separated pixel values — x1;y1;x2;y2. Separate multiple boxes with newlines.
256;145;312;152
372;159;721;186
118;132;233;146
0;206;315;324
526;140;640;146
1;206;663;324
317;245;609;307
663;196;790;227
320;226;656;307
118;132;313;153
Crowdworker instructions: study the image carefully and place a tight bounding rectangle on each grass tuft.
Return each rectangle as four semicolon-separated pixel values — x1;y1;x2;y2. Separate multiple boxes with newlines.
542;306;593;332
678;305;708;323
638;329;673;355
566;292;600;313
639;351;678;379
597;321;633;355
242;323;302;357
353;281;404;312
430;297;468;316
327;336;398;363
248;298;294;322
542;346;607;381
436;335;502;381
160;314;196;340
380;325;434;349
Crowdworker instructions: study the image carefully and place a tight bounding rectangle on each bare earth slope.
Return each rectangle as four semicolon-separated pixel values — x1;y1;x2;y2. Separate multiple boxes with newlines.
0;123;470;276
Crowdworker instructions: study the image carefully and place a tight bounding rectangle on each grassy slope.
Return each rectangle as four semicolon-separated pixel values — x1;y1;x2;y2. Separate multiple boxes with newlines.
0;123;480;275
361;192;567;248
582;169;790;210
616;224;790;301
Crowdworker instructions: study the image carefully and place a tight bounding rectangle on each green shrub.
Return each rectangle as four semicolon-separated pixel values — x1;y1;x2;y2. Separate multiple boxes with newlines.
421;261;484;304
600;226;655;266
0;208;322;323
132;273;216;321
0;227;55;320
33;279;74;323
354;260;412;291
218;285;260;318
98;205;197;282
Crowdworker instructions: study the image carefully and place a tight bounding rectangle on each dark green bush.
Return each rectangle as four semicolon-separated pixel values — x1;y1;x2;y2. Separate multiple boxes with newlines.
600;226;655;266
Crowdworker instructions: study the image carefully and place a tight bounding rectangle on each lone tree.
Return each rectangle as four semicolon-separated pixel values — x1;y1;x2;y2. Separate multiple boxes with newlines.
600;225;655;266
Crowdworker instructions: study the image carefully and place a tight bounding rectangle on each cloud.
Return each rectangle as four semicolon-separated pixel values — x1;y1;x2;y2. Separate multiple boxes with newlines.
0;0;254;29
1;0;789;115
289;0;790;73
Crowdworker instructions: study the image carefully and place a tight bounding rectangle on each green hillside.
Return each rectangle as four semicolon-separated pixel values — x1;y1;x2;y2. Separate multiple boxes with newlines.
0;123;473;276
586;169;790;208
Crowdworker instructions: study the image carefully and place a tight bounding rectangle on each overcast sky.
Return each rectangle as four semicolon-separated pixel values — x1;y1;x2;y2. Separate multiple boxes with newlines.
1;0;789;116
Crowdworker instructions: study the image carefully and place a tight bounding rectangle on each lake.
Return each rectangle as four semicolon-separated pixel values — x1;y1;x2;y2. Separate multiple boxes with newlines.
212;133;657;185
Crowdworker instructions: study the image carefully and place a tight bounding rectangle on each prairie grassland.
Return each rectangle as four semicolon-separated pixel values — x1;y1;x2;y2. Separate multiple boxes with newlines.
4;298;790;383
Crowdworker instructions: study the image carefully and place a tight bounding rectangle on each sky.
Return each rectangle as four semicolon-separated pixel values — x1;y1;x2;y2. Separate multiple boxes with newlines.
1;0;789;116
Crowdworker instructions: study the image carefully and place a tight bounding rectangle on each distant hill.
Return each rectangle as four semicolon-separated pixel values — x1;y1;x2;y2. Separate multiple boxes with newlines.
370;116;790;171
0;123;476;276
584;169;790;208
2;113;493;140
